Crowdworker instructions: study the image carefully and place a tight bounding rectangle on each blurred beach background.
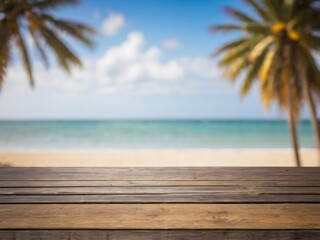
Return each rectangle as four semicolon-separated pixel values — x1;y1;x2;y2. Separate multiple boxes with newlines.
0;120;318;167
1;0;320;167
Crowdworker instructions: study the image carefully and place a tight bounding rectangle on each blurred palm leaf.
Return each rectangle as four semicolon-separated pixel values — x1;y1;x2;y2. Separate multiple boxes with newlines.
211;0;320;166
0;0;95;88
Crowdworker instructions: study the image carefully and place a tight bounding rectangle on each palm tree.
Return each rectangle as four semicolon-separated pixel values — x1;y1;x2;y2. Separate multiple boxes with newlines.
211;0;320;166
0;0;95;89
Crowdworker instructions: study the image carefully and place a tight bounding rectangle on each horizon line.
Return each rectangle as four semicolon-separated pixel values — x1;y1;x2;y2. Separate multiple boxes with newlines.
0;118;312;122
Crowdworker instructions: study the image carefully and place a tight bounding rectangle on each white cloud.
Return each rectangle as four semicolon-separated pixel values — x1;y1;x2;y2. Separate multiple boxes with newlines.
3;60;93;99
95;31;218;94
4;31;220;97
96;31;185;86
162;38;181;49
101;12;126;37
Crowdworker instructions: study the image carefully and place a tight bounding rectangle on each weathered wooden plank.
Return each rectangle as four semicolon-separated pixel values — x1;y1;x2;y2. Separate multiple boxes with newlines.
0;186;239;194
0;193;319;203
0;204;319;229
1;180;320;187
0;168;314;179
8;167;316;173
1;186;320;195
0;167;319;238
1;174;318;180
4;167;320;174
1;168;320;181
1;230;320;240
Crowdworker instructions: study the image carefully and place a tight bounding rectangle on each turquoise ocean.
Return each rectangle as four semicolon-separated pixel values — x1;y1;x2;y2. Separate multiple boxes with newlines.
0;120;315;150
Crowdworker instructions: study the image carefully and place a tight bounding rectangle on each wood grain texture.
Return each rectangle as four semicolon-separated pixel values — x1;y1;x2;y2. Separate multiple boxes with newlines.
2;186;320;195
1;167;320;181
0;204;319;229
1;230;320;240
1;167;319;239
1;168;319;203
2;180;320;187
1;193;319;203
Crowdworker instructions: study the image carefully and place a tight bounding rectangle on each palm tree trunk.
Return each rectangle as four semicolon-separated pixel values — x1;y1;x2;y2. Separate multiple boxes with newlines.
288;86;301;167
303;77;320;148
285;45;301;167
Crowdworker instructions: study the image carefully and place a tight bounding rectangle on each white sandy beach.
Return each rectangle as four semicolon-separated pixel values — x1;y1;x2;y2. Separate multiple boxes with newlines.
0;149;319;167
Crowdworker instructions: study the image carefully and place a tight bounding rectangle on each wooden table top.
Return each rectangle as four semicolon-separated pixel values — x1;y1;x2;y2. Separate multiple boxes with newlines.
0;167;319;239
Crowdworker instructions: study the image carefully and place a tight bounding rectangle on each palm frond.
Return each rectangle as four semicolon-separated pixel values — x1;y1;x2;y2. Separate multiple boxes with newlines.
296;44;320;88
263;0;285;20
240;48;268;96
0;0;95;89
243;23;269;34
27;13;49;67
224;6;257;23
31;0;79;10
259;48;277;83
29;30;49;68
223;57;248;81
290;0;315;18
213;38;249;56
248;36;273;62
244;0;271;21
218;43;252;66
38;13;95;46
39;25;82;72
211;23;269;35
210;24;242;32
260;69;278;109
299;33;320;51
13;21;34;87
0;20;11;90
261;61;286;110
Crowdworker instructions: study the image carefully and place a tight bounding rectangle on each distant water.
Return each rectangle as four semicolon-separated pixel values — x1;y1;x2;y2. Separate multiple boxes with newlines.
0;120;315;150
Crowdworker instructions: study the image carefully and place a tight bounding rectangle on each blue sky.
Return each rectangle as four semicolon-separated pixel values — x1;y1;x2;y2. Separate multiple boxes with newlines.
0;0;310;119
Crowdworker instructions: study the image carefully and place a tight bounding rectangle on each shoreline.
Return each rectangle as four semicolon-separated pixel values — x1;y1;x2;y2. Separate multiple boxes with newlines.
0;149;319;167
0;147;317;152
